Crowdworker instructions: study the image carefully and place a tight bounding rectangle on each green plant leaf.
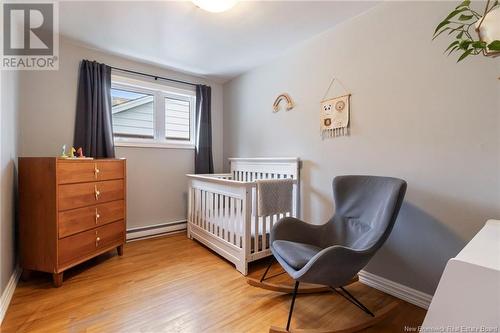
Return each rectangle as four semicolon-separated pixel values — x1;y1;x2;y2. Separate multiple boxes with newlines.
487;40;500;50
434;20;451;35
457;49;473;62
448;24;465;34
443;8;468;22
444;40;460;53
455;0;471;9
448;45;460;55
433;27;451;40
456;31;464;39
458;14;474;21
459;40;472;50
471;41;487;49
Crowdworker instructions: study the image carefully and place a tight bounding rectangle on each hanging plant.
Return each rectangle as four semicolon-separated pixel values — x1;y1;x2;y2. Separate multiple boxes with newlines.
433;0;500;62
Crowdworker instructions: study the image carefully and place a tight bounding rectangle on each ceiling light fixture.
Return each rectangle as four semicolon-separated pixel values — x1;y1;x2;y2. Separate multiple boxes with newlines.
192;0;238;13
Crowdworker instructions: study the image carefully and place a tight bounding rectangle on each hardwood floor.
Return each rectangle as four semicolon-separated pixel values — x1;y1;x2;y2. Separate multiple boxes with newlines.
1;233;426;332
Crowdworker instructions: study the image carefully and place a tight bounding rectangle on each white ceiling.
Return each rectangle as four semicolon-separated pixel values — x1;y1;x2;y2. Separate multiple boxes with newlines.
60;1;378;82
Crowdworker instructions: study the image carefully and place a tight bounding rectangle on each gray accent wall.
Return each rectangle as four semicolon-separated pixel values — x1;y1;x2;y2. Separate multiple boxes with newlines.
223;1;500;295
1;69;20;293
17;39;224;229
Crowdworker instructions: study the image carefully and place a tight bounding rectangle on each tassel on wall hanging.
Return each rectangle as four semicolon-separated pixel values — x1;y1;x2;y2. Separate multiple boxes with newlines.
320;77;351;139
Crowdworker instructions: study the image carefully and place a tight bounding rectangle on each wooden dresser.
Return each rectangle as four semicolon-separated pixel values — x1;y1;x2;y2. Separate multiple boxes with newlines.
19;158;126;287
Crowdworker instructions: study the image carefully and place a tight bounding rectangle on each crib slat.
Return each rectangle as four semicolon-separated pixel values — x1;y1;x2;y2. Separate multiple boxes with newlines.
197;189;201;227
233;197;238;245
237;199;242;248
210;192;213;233
201;190;204;228
215;194;220;236
254;189;259;254
236;198;241;246
199;190;203;229
224;195;229;242
213;193;217;235
194;188;200;225
212;193;215;234
193;189;196;226
191;188;195;224
206;191;210;232
262;215;267;251
229;197;234;245
203;191;207;230
251;187;255;253
187;187;192;224
198;189;202;227
209;192;214;234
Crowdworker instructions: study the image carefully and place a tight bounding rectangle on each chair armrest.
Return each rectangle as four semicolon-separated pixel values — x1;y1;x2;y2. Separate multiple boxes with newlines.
296;245;372;287
271;217;327;246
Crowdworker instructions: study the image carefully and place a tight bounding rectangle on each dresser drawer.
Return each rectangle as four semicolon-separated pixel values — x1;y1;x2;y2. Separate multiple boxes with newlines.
58;180;124;211
58;200;125;238
97;161;125;181
58;160;124;184
58;161;96;184
58;220;125;266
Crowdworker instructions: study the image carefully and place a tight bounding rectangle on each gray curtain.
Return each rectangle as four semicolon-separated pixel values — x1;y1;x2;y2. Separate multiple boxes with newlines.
73;60;115;158
195;85;214;174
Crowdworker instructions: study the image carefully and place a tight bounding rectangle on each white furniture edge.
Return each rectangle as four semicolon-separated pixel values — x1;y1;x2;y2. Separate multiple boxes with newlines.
359;270;432;309
421;219;500;328
126;220;187;241
0;266;20;325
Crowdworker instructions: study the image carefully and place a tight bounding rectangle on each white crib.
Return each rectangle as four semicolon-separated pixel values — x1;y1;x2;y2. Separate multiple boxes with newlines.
186;158;300;275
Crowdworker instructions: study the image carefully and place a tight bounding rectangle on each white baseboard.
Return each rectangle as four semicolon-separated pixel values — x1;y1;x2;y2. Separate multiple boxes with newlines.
358;270;432;310
126;220;187;241
0;266;20;325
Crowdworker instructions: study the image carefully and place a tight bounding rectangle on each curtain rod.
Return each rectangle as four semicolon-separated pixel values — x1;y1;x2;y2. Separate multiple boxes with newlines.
110;66;198;87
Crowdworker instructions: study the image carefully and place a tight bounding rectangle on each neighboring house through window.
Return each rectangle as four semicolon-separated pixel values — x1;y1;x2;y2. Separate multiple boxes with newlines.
111;74;196;149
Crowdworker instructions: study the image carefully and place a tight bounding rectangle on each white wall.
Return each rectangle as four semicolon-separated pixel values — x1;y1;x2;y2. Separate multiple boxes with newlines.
18;39;224;229
0;69;20;293
223;1;500;295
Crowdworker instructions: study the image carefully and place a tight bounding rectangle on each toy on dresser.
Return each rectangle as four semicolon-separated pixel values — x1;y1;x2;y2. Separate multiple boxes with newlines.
61;145;68;158
60;145;93;159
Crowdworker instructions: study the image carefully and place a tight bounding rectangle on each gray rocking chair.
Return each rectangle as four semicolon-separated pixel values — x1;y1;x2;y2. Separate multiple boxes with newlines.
249;175;407;333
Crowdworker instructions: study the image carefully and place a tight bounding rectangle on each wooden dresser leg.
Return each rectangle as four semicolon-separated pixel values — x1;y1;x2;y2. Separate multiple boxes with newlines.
21;269;32;281
52;272;63;288
117;244;124;256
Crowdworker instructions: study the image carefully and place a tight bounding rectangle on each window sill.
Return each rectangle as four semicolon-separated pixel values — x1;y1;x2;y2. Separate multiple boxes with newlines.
114;141;195;150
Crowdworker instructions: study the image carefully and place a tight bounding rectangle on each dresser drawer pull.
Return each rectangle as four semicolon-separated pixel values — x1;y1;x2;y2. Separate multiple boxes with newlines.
95;209;100;224
94;185;100;200
94;165;100;179
96;236;101;247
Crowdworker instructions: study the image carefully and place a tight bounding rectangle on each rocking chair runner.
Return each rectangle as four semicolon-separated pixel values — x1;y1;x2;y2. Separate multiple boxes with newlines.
248;175;407;333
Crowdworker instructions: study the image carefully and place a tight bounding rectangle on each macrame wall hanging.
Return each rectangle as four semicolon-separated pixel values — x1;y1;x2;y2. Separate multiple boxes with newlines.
320;77;351;139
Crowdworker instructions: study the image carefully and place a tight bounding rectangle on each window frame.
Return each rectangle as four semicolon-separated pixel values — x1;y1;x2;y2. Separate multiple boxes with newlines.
111;74;196;150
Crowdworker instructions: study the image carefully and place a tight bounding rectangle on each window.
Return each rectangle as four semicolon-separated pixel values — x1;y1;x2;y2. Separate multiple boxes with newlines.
165;97;191;141
112;88;154;139
111;75;196;149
